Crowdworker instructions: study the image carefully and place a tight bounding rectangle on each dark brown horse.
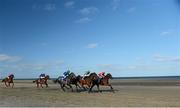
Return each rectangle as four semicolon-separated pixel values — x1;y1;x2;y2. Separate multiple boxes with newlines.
2;74;14;88
54;72;81;92
76;73;97;90
89;73;114;93
33;75;50;88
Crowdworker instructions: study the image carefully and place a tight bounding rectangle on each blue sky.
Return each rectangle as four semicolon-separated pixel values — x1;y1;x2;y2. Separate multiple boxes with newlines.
0;0;180;78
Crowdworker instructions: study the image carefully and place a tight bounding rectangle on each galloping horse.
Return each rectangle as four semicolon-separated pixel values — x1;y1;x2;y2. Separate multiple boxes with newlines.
33;75;50;88
54;72;81;92
2;74;14;88
77;73;97;90
89;73;114;93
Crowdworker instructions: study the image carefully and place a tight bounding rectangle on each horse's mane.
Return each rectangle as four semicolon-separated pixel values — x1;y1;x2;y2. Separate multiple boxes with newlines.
105;73;112;78
106;73;111;76
89;72;97;76
69;72;76;78
89;72;98;80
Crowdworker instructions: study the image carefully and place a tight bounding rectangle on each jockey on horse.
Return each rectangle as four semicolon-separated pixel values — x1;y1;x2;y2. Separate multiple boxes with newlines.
55;70;80;92
88;72;114;93
60;70;71;83
7;74;14;79
39;73;46;81
33;73;50;88
2;73;15;88
98;71;105;83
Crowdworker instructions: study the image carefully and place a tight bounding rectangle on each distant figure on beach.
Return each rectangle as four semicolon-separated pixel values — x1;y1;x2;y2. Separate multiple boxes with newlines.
2;74;15;88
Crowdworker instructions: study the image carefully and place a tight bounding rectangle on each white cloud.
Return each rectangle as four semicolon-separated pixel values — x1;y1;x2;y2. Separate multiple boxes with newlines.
2;60;65;72
87;43;98;49
160;31;171;36
79;7;99;16
154;54;180;62
32;3;56;11
112;0;121;11
64;1;74;8
0;54;21;62
44;4;56;11
75;17;91;23
127;7;136;13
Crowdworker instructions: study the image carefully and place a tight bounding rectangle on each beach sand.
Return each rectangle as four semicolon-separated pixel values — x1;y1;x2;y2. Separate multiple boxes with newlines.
0;78;180;107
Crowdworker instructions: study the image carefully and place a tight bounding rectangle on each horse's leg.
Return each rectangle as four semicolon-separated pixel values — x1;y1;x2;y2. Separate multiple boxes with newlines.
61;84;65;92
97;84;101;92
41;83;43;88
87;82;91;89
5;81;8;87
12;82;14;88
75;83;79;92
88;83;95;93
109;84;114;92
67;84;73;92
80;82;86;90
45;82;48;88
64;85;70;89
8;82;10;87
77;83;81;89
83;86;87;90
36;82;39;88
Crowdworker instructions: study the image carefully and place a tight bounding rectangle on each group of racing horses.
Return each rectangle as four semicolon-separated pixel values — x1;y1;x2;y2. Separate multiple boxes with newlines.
1;72;114;93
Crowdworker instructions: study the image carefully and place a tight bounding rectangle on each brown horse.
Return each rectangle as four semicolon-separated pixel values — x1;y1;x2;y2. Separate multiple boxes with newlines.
33;75;50;88
2;74;14;88
77;74;96;90
89;73;114;93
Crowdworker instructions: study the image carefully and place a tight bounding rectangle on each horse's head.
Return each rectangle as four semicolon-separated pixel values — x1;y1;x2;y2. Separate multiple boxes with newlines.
68;72;76;79
105;73;112;79
45;75;50;79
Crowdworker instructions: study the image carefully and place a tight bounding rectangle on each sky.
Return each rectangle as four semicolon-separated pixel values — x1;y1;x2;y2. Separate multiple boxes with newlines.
0;0;180;78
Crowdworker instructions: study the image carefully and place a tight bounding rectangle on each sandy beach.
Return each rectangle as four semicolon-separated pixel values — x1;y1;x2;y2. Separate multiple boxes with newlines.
0;78;180;107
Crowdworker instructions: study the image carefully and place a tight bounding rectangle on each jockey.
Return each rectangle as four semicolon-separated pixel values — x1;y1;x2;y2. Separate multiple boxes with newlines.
98;71;105;78
39;73;45;80
7;74;14;79
98;71;105;83
61;70;70;81
83;71;90;79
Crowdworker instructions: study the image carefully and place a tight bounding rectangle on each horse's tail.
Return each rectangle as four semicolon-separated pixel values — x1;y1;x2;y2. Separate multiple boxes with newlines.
2;79;5;82
33;80;36;83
